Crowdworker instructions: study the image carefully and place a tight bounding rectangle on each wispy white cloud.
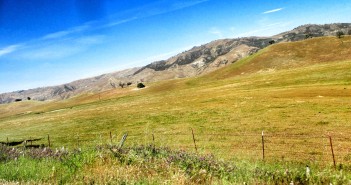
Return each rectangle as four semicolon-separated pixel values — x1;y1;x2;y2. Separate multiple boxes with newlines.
39;0;211;40
171;0;209;10
0;44;23;57
75;35;105;45
236;22;292;37
83;0;207;35
18;35;105;60
263;8;284;14
209;27;224;38
19;44;84;60
125;0;210;23
42;30;73;40
42;24;91;40
104;17;139;28
1;0;209;61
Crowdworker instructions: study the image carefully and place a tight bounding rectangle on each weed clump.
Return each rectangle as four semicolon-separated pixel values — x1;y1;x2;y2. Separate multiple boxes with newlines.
109;145;236;183
0;144;68;162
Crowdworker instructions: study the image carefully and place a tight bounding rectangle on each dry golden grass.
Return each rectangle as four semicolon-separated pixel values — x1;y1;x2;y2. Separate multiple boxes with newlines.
0;36;350;164
79;156;193;185
206;36;351;80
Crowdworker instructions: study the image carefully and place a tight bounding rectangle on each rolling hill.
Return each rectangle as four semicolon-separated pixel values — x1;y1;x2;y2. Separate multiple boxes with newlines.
1;33;351;184
1;23;351;104
1;35;350;144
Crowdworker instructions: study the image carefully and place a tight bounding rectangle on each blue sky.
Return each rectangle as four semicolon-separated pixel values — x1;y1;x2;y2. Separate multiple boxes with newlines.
1;0;351;93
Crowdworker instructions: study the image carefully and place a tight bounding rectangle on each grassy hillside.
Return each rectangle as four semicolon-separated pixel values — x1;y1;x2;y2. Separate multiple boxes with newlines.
0;37;351;183
1;36;350;155
198;36;351;80
0;36;351;183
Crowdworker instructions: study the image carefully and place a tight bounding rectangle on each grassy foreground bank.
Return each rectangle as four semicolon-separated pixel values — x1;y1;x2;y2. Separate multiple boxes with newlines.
1;144;350;184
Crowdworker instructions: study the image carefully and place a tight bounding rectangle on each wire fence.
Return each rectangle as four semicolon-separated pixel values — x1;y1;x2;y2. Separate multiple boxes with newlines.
4;129;351;167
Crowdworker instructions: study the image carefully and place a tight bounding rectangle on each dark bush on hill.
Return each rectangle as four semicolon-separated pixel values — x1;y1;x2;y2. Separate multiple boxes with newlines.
137;83;145;88
336;31;344;38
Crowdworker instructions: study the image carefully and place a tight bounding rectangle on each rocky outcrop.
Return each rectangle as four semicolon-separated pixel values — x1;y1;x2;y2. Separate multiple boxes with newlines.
273;23;351;41
1;23;351;104
132;23;351;82
132;38;268;82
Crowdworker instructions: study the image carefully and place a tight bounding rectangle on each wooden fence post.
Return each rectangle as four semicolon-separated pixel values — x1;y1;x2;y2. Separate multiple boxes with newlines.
262;131;265;161
152;133;156;152
191;128;198;153
48;135;51;147
118;133;128;149
7;137;9;146
329;135;336;169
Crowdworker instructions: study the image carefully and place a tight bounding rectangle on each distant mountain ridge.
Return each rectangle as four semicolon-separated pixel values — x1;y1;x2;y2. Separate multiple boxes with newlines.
1;23;351;104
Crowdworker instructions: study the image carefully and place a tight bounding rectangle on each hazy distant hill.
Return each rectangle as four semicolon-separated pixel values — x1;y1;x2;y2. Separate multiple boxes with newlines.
1;23;351;104
0;67;141;103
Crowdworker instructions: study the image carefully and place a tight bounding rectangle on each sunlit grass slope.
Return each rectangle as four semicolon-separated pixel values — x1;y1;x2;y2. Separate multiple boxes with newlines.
203;36;351;80
0;36;350;162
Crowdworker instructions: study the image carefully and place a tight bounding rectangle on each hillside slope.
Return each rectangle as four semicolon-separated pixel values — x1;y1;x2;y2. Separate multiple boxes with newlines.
201;36;351;80
0;36;350;164
1;36;350;118
1;23;351;104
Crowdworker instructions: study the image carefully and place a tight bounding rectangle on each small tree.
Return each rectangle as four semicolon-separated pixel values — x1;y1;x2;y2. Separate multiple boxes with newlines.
348;30;351;35
336;31;344;38
137;83;145;88
268;40;275;45
119;82;126;88
27;97;31;100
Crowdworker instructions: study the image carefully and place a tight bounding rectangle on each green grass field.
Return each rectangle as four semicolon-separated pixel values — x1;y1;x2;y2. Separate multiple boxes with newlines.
1;36;351;184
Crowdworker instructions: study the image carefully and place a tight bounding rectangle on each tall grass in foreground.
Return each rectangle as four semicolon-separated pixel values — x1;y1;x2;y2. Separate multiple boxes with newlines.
1;144;351;184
